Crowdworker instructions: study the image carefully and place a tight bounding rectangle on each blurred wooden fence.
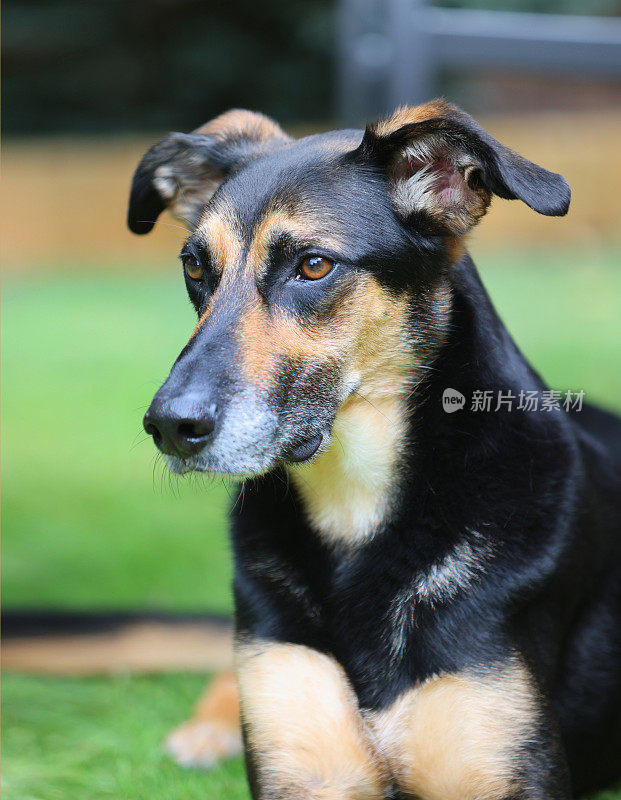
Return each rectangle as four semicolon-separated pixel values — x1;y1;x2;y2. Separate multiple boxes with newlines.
338;0;621;123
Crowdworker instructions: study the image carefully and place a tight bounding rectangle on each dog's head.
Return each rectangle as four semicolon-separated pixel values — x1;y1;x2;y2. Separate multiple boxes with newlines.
129;101;569;478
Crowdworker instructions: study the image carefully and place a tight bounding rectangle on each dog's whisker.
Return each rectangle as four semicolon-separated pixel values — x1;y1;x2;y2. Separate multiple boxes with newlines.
352;390;395;425
152;453;165;495
136;219;190;235
332;431;346;457
129;434;150;452
272;469;292;501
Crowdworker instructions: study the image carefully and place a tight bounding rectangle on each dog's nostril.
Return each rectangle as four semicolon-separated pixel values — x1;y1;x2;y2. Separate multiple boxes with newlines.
178;422;194;440
178;421;201;441
143;402;218;456
177;414;216;443
144;421;163;447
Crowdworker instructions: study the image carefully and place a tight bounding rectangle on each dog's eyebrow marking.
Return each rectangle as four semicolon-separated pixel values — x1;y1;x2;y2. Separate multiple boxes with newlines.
188;205;244;340
196;203;243;276
388;530;495;664
247;206;345;279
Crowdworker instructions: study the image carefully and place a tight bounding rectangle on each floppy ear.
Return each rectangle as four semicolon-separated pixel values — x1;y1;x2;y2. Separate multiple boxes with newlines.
127;109;290;234
357;100;570;235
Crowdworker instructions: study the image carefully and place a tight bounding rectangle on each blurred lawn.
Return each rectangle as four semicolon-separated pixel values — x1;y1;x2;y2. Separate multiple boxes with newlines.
2;246;621;799
1;270;233;613
2;245;621;613
1;673;249;800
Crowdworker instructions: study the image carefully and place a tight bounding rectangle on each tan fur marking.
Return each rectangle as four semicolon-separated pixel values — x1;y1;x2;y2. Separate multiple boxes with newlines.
237;640;388;799
347;279;416;401
198;206;243;275
235;269;415;405
371;100;453;138
236;299;335;384
189;207;244;340
246;208;289;275
365;659;537;800
235;300;276;384
193;206;347;368
236;203;347;384
194;670;241;727
195;109;289;144
291;394;408;544
447;235;466;265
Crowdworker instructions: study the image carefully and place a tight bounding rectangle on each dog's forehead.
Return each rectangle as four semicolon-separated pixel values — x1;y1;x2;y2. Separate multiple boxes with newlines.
234;130;367;212
197;130;367;239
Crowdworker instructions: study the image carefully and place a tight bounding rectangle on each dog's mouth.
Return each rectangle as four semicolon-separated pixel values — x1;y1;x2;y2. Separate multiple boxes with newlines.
162;429;327;479
286;433;324;463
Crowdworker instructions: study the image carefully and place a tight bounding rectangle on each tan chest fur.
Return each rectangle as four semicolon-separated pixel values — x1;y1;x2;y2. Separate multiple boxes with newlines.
288;394;408;546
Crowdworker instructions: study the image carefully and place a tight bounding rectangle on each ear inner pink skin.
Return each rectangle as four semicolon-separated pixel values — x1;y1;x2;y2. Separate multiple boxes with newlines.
395;150;477;210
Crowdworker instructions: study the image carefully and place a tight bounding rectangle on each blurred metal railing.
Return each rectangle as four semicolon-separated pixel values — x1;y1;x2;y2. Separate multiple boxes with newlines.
337;0;621;124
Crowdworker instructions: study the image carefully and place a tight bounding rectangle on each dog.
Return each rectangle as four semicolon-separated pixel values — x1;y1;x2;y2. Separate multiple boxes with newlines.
128;101;621;799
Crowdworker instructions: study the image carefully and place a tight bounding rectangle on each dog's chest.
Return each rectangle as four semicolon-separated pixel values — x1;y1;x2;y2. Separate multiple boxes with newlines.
288;394;409;547
246;545;455;703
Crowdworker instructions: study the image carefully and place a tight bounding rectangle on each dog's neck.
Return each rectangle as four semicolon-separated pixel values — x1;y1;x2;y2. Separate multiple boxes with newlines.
287;254;538;547
287;270;452;546
288;392;410;546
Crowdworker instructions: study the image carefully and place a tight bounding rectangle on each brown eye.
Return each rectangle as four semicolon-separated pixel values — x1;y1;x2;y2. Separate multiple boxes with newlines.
182;253;203;281
298;256;334;281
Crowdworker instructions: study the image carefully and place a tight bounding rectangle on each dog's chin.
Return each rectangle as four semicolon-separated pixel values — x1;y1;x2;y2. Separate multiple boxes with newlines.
161;432;327;479
162;452;271;481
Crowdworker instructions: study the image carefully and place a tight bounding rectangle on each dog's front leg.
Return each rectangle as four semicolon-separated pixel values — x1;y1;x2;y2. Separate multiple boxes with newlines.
236;638;389;800
365;656;572;800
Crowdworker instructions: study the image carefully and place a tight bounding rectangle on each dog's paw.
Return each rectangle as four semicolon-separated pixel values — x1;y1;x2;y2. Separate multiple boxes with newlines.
164;719;243;769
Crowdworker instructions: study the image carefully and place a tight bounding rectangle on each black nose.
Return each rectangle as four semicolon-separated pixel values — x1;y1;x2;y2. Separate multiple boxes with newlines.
143;396;218;457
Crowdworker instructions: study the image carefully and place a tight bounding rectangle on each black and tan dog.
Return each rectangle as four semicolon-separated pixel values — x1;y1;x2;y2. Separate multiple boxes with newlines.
128;101;621;799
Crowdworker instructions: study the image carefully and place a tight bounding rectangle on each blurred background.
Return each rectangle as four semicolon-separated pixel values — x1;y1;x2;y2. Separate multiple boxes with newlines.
2;1;621;798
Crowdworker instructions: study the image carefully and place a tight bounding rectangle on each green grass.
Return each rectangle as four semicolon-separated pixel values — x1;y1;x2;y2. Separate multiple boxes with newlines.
2;246;621;799
1;270;233;613
478;246;621;408
1;673;249;800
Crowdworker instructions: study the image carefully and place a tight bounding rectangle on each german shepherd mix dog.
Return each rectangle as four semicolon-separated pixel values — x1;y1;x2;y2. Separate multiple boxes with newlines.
128;101;621;799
